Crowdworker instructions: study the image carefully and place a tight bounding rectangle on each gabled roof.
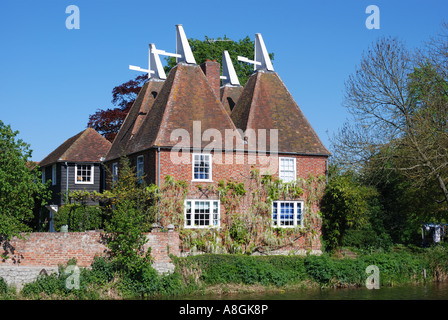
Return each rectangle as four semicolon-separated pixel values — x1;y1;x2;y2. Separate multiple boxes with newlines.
107;62;240;160
106;79;165;161
39;128;111;167
231;71;330;156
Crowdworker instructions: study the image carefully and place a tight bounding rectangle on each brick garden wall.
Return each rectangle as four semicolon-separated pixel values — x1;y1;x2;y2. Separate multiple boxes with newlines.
0;230;180;268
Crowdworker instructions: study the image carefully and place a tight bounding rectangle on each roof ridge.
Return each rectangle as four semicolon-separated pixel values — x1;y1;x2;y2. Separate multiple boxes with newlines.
132;81;154;136
273;73;330;155
197;64;240;133
40;128;111;166
60;128;93;160
231;71;330;155
230;71;259;132
105;82;150;161
152;65;181;147
120;81;150;141
246;71;263;132
39;130;83;165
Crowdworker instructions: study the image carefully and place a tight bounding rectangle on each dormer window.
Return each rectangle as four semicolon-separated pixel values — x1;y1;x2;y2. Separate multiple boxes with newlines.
75;164;94;184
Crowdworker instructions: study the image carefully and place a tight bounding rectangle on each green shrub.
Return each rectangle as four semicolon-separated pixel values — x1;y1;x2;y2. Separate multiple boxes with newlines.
104;200;151;274
87;256;117;285
21;272;66;299
173;254;307;287
332;258;365;286
120;264;183;298
55;204;103;232
342;229;393;252
0;278;8;296
425;244;448;281
359;251;427;285
228;219;250;247
303;251;426;287
21;260;106;300
304;254;336;285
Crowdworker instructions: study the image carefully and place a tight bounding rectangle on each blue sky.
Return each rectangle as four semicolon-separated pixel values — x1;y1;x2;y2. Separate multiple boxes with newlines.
1;0;447;162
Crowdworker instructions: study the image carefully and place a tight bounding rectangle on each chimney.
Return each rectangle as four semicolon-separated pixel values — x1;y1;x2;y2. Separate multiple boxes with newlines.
200;60;221;99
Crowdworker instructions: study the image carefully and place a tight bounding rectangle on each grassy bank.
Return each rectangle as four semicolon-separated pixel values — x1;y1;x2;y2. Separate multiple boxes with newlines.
2;244;448;300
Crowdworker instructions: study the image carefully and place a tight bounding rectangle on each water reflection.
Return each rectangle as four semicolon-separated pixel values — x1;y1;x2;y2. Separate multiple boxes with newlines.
183;281;448;300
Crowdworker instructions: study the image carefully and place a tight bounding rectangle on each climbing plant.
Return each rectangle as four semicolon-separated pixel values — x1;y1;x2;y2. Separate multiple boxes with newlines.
152;175;189;228
168;169;327;255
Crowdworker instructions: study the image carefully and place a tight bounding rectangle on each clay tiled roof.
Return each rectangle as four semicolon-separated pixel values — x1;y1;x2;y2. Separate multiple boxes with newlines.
106;63;240;160
220;85;243;115
106;79;165;161
231;71;330;155
39;128;111;167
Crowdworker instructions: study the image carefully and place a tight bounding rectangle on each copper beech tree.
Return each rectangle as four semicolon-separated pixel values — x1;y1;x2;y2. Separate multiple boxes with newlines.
87;74;147;142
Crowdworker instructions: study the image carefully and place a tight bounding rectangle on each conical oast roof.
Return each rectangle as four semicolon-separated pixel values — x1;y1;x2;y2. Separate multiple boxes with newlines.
125;63;240;155
220;85;243;115
231;71;330;155
106;79;164;161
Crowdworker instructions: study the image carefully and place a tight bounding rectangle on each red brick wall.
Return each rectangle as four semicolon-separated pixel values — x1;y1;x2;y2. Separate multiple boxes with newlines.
146;231;180;263
158;149;327;192
157;150;327;252
200;60;221;99
0;231;180;267
108;149;327;195
106;149;327;252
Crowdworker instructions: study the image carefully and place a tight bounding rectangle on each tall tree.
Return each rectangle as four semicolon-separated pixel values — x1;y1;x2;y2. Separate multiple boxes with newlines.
103;157;152;273
332;23;448;207
164;36;268;86
87;36;272;142
321;166;377;252
0;121;51;239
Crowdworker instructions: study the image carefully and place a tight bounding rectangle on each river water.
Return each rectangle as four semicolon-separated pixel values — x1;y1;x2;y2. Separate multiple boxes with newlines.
182;281;448;300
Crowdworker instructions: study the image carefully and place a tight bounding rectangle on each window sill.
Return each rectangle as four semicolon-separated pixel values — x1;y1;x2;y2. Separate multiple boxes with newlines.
184;225;220;229
75;181;94;185
272;224;304;229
